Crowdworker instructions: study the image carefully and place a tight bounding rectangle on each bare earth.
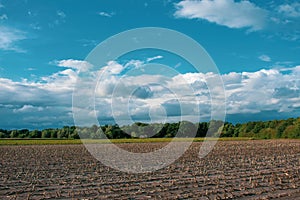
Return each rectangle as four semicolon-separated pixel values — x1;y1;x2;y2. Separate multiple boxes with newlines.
0;140;300;199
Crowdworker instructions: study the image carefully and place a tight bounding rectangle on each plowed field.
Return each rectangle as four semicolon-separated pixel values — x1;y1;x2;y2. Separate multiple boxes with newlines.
1;140;300;199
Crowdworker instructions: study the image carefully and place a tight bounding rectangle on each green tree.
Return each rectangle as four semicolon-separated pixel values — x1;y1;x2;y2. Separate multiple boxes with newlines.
277;120;290;138
105;125;114;139
221;122;235;137
283;122;300;138
29;130;41;138
233;123;241;137
91;128;106;139
50;129;58;138
258;128;276;139
77;127;90;139
0;129;8;138
18;129;29;138
196;122;208;137
0;132;6;138
69;128;79;139
153;123;168;138
177;121;196;137
207;120;224;137
253;122;264;134
41;129;51;138
165;122;179;137
10;130;18;138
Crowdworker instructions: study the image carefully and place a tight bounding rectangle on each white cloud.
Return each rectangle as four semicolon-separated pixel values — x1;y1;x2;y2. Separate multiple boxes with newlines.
30;23;42;30
57;10;66;18
266;3;300;41
1;57;300;128
98;11;114;17
278;3;300;18
101;60;125;75
124;60;144;69
0;14;7;20
93;60;300;124
258;54;271;62
98;56;164;78
50;10;66;26
55;59;93;72
0;26;26;52
40;69;78;91
174;0;268;31
225;68;300;114
0;65;78;128
13;105;44;113
147;55;163;62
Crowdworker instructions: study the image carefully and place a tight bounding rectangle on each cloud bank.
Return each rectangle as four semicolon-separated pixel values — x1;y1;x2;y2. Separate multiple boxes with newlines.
0;59;299;129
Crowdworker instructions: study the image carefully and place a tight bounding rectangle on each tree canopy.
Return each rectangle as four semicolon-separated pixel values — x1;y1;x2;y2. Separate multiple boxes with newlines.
1;117;299;139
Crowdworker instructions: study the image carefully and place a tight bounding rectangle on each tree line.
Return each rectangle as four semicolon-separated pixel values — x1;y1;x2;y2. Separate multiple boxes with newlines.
0;117;299;139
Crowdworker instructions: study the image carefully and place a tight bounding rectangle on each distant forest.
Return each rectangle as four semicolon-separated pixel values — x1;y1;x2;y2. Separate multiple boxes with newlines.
1;117;299;139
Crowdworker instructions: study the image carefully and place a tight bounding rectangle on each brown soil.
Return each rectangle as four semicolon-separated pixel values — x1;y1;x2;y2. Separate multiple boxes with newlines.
0;140;300;199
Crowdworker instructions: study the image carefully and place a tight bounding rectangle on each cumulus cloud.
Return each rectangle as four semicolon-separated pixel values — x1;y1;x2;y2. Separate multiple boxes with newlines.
132;86;153;99
1;57;300;128
173;1;300;40
0;26;26;52
174;0;268;31
225;68;300;115
0;76;74;129
54;59;93;72
258;54;271;62
101;60;125;75
0;59;93;129
13;105;44;113
278;3;300;18
109;65;299;122
94;60;300;124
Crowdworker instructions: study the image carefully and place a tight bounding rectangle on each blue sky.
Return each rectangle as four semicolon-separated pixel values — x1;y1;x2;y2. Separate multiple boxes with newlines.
0;0;300;129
